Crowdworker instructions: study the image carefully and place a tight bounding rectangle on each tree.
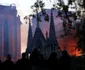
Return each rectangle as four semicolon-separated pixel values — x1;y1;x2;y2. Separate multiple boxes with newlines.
24;0;49;24
75;0;85;54
49;0;85;53
24;0;85;54
51;0;77;36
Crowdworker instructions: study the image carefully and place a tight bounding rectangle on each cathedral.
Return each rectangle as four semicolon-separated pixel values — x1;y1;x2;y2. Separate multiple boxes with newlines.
26;10;61;58
0;5;21;61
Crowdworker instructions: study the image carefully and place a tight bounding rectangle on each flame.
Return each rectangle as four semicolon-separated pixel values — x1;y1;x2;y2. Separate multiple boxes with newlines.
58;33;82;56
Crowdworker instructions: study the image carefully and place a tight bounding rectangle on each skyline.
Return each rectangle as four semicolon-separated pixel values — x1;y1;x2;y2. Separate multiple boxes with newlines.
0;0;78;55
0;0;61;53
0;1;84;70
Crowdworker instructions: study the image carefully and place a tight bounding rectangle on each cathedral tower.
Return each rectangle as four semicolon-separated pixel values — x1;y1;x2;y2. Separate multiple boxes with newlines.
48;9;59;53
26;18;32;54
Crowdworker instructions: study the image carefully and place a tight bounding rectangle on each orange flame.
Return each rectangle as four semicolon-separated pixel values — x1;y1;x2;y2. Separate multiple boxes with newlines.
58;34;82;56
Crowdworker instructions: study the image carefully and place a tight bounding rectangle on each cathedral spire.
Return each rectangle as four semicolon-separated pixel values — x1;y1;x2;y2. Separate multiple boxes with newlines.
37;15;39;28
49;9;56;41
48;9;60;53
26;18;32;54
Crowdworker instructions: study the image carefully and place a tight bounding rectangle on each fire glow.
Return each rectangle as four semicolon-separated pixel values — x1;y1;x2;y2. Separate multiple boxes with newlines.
58;33;82;56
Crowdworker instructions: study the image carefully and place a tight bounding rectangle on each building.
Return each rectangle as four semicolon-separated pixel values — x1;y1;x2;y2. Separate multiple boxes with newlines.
0;5;21;61
26;9;61;58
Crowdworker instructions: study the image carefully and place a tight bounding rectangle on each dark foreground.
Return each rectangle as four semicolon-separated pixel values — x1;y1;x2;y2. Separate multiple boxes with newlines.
0;49;85;70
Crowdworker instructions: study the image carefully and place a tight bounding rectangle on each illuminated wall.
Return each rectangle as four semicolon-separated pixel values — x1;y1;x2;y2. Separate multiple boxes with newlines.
0;5;21;61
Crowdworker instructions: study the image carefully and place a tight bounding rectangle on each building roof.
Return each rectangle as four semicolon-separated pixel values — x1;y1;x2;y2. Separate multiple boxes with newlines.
49;9;59;45
0;5;17;15
32;27;46;49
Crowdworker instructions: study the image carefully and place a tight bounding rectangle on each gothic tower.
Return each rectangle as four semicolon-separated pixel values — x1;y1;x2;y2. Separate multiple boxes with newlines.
48;9;59;54
26;18;32;54
32;13;46;54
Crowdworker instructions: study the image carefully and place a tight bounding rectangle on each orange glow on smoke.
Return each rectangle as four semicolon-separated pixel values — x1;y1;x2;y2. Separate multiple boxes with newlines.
58;32;82;56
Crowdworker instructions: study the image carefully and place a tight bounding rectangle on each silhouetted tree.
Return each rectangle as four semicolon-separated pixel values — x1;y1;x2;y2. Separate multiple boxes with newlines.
49;0;85;54
24;0;49;24
77;17;85;53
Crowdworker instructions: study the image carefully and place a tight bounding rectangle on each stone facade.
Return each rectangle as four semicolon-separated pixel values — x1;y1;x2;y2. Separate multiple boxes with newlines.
0;5;21;61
